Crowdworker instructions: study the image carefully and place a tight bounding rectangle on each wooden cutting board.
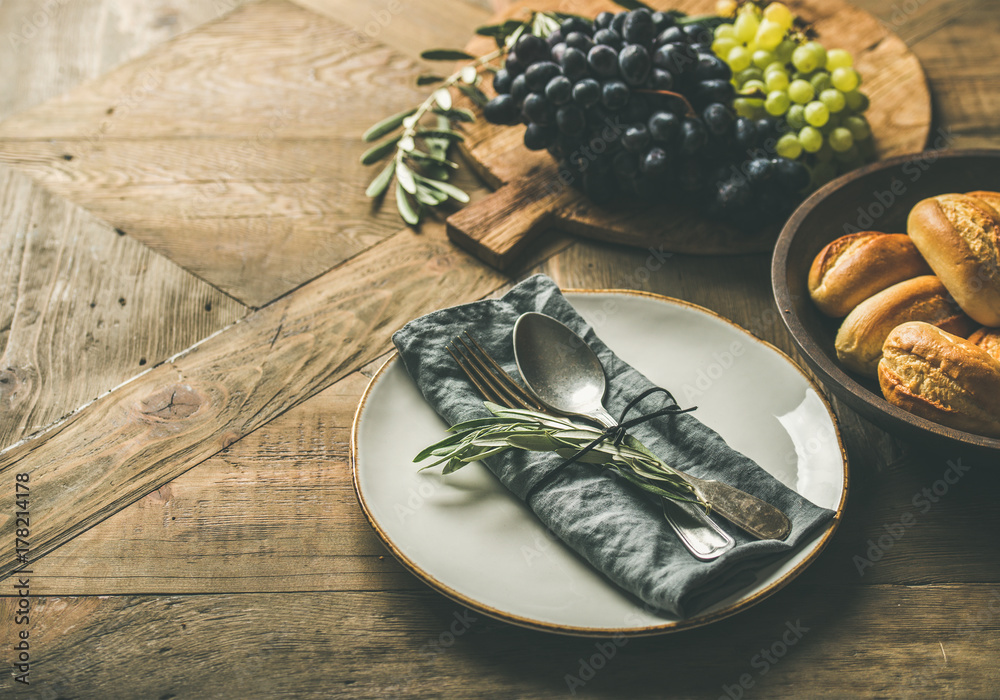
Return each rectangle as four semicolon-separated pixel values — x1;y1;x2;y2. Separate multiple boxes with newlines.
447;0;932;270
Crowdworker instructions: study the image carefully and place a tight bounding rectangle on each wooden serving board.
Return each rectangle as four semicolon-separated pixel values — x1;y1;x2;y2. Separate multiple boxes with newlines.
447;0;932;270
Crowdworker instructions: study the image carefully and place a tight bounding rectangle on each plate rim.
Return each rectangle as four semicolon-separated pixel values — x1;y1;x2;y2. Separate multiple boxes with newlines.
350;288;850;637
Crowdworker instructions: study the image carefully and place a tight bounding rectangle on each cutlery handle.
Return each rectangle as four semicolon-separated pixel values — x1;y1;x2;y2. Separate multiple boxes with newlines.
690;478;792;541
622;434;791;542
661;497;735;561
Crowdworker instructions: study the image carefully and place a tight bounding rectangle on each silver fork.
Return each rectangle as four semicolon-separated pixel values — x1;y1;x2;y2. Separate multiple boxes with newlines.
447;332;736;561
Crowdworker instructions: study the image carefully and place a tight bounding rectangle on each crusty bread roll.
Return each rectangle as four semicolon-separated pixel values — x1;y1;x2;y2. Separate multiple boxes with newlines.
879;321;1000;438
967;190;1000;216
968;326;1000;363
907;194;1000;326
835;275;977;376
808;232;932;317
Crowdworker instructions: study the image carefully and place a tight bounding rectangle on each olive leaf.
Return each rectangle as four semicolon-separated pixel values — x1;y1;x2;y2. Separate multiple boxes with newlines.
397;161;420;194
432;107;475;123
476;19;524;47
364;159;396;198
395;181;420;225
417;176;469;203
359;136;400;165
612;0;653;10
420;49;475;61
433;88;452;111
413;184;448;206
457;83;489;108
415;128;466;142
362;107;417;143
417;74;445;85
408;149;458;168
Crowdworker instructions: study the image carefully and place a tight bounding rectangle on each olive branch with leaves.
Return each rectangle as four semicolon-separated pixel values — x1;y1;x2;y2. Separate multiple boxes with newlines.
359;10;592;225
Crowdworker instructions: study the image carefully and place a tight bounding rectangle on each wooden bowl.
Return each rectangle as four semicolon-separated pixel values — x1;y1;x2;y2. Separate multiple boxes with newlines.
772;149;1000;458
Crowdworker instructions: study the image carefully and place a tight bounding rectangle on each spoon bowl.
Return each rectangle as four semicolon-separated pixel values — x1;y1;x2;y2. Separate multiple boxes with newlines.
513;313;616;427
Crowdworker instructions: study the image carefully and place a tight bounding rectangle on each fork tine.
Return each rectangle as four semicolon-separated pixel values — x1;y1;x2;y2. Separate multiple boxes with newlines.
462;332;545;411
452;333;546;412
447;343;504;405
453;335;531;410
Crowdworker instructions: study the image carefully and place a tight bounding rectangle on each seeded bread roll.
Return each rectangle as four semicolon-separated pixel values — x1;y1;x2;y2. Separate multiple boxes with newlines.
968;326;1000;363
907;194;1000;326
878;322;1000;438
807;232;932;317
835;275;977;376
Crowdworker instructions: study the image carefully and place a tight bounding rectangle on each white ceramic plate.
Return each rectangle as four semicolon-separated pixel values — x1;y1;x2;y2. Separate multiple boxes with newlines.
351;290;848;636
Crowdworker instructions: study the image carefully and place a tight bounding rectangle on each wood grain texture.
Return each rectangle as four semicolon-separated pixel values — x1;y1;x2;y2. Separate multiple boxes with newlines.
3;583;999;698
22;371;418;594
0;0;253;122
0;0;997;698
0;220;503;584
0;164;246;452
447;0;932;270
0;0;446;307
290;0;490;63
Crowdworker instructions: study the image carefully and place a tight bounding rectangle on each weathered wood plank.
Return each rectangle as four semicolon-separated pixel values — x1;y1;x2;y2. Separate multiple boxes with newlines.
0;0;253;122
290;0;490;64
2;584;998;697
0;164;246;452
904;2;1000;140
0;216;504;584
0;0;455;307
23;371;419;594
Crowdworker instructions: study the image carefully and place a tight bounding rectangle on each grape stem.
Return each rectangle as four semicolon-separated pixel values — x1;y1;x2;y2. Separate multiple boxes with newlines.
634;89;698;117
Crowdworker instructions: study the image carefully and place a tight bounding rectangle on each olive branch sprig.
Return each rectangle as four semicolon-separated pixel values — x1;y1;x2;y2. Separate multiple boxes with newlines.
415;402;705;507
359;10;584;226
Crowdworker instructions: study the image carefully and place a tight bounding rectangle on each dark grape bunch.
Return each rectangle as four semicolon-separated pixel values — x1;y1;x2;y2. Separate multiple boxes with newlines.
482;8;810;230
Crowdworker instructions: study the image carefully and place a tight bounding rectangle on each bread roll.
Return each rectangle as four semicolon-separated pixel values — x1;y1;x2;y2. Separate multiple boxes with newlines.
967;190;1000;215
907;194;1000;326
808;232;932;317
969;326;1000;363
878;321;1000;438
835;275;976;376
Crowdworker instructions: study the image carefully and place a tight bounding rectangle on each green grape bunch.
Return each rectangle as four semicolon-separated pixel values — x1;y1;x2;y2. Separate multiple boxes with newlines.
710;0;874;188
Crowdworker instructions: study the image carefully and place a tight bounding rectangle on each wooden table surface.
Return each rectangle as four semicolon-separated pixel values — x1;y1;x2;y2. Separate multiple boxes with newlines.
1;0;998;697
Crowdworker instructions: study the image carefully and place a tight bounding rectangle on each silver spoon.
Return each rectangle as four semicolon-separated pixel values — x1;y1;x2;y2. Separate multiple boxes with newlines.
512;312;791;547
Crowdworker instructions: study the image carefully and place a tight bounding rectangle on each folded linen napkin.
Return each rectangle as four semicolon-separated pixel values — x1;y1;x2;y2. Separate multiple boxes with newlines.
392;274;835;618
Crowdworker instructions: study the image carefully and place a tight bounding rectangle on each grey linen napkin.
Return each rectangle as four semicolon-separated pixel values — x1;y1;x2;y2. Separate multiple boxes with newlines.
392;274;835;618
